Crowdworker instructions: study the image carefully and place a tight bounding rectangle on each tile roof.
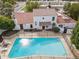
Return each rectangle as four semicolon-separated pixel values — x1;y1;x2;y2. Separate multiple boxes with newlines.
15;9;75;25
57;12;76;23
15;12;33;24
57;15;76;24
33;8;57;16
57;16;65;23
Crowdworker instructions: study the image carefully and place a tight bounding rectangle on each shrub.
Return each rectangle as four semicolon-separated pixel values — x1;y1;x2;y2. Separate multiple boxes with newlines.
71;22;79;49
25;1;40;12
0;16;15;30
52;27;60;33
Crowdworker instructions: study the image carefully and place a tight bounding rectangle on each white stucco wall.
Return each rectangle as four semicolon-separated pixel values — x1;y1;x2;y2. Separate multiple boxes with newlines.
58;23;76;28
33;16;57;29
23;23;33;29
57;23;76;33
13;19;20;30
64;23;76;28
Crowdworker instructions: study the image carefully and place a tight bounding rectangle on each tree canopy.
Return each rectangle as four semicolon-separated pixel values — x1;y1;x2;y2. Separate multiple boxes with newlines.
2;2;13;18
0;0;16;18
64;3;79;21
2;0;16;5
29;0;39;1
0;16;15;30
64;2;71;13
25;1;40;12
71;21;79;49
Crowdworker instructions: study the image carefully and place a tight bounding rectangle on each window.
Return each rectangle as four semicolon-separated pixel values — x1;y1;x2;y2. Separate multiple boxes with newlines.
52;17;55;21
46;26;48;28
35;21;37;25
59;25;63;28
30;24;33;28
20;24;23;29
52;23;56;27
42;17;44;20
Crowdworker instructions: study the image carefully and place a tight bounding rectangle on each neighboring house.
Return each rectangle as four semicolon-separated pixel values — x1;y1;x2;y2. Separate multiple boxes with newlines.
14;8;76;32
14;12;33;30
57;13;76;29
57;12;76;33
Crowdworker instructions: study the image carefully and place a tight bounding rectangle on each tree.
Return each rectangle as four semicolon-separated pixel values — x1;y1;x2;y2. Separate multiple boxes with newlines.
0;16;15;30
28;0;38;1
25;1;40;12
64;3;79;21
0;0;4;15
63;2;71;14
71;21;79;49
2;2;13;18
0;0;16;18
2;0;16;5
69;3;79;20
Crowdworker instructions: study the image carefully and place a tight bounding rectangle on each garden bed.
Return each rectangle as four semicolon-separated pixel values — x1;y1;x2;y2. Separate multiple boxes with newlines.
24;29;42;32
2;30;19;36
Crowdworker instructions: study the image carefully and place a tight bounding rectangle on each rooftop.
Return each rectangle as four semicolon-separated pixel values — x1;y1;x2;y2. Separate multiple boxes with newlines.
15;12;33;24
33;8;57;16
57;13;76;23
15;9;76;24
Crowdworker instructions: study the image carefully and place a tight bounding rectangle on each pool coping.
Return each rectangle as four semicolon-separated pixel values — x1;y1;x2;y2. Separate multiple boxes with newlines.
8;36;74;59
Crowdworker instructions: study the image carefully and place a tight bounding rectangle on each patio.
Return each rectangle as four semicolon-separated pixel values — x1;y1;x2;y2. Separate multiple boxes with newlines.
0;31;75;59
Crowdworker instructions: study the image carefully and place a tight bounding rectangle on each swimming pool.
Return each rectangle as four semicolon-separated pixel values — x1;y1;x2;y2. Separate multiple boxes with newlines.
8;37;67;58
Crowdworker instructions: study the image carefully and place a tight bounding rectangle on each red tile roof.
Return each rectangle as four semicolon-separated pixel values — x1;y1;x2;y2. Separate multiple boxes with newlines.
57;14;76;24
57;16;65;23
15;11;75;25
15;12;33;24
33;8;57;16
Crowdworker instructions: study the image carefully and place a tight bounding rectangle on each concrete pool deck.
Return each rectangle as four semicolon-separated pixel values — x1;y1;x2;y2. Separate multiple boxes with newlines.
1;31;75;59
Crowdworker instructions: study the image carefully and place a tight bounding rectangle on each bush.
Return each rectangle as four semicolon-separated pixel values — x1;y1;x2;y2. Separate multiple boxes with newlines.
2;30;19;36
71;22;79;49
0;16;15;30
25;1;40;12
52;27;60;33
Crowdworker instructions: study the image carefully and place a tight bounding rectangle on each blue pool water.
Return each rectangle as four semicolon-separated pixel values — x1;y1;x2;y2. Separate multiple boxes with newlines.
8;38;67;58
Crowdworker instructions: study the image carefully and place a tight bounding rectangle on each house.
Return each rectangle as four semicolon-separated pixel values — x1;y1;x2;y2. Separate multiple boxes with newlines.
57;12;76;29
14;8;57;30
14;8;76;32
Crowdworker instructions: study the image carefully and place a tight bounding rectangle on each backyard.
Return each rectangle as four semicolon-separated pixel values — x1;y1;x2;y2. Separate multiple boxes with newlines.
0;30;75;59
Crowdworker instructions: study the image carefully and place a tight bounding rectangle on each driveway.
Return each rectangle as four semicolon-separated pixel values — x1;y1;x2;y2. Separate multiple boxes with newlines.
14;2;26;12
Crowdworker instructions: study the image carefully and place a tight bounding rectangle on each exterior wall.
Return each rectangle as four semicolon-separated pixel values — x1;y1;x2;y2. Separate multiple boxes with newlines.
13;19;20;30
58;23;76;28
33;16;57;30
57;23;76;33
14;16;75;30
64;23;76;28
23;23;33;29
